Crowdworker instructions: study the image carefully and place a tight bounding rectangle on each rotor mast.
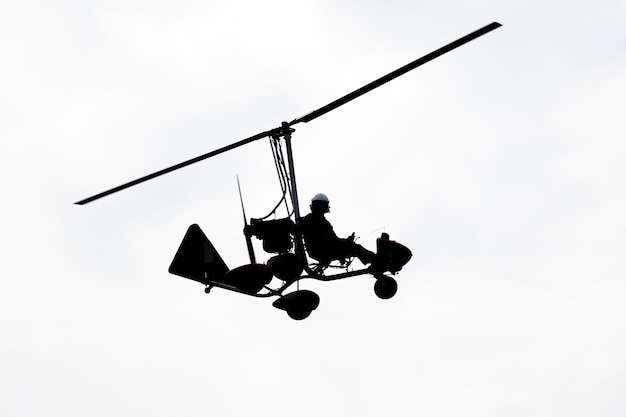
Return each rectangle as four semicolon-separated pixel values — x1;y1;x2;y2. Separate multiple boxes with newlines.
279;122;307;262
281;123;300;220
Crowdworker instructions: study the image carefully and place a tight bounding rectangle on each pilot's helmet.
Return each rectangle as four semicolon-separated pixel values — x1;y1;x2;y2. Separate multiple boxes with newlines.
311;193;330;213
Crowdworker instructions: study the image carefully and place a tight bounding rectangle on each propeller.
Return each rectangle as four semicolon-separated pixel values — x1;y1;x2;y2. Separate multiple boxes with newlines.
75;22;501;205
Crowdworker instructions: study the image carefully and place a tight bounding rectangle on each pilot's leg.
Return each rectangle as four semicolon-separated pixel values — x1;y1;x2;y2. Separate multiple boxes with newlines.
331;239;375;265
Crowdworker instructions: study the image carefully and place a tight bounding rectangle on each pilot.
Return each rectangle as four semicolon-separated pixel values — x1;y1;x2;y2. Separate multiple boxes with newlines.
299;193;376;266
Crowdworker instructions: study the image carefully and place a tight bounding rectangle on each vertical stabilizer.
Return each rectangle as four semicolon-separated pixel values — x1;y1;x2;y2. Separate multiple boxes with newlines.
169;224;229;284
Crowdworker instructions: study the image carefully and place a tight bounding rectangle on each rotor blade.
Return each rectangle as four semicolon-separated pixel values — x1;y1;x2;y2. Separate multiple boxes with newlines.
289;21;501;126
76;22;501;205
74;128;280;205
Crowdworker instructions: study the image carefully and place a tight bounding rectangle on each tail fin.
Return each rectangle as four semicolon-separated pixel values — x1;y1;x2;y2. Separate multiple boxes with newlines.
169;224;229;284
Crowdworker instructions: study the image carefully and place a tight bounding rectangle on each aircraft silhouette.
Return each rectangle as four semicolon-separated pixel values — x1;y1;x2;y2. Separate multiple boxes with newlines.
76;22;501;320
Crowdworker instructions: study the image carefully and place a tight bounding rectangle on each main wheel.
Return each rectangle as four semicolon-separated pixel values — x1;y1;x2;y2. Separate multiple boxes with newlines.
274;290;320;320
286;305;313;320
374;277;397;299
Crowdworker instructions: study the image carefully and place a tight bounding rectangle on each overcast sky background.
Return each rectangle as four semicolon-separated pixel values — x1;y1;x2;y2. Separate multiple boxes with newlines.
2;0;625;416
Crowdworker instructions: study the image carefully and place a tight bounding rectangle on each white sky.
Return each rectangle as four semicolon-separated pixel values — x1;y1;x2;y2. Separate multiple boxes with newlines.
2;0;626;416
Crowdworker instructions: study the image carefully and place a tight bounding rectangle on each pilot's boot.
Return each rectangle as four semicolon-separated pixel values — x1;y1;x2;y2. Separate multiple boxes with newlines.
355;246;376;265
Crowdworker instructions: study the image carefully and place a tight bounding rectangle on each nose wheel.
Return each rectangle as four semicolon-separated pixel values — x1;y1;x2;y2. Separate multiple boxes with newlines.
374;276;397;299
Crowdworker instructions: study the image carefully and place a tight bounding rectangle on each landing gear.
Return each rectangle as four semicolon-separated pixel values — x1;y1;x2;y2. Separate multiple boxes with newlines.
286;304;314;320
272;290;320;320
374;276;397;299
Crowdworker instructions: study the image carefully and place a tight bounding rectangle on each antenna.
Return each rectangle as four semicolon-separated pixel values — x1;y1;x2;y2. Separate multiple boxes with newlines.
237;175;256;264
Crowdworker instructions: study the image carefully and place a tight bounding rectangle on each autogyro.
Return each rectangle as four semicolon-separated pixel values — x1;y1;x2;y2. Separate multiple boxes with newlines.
76;22;501;319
